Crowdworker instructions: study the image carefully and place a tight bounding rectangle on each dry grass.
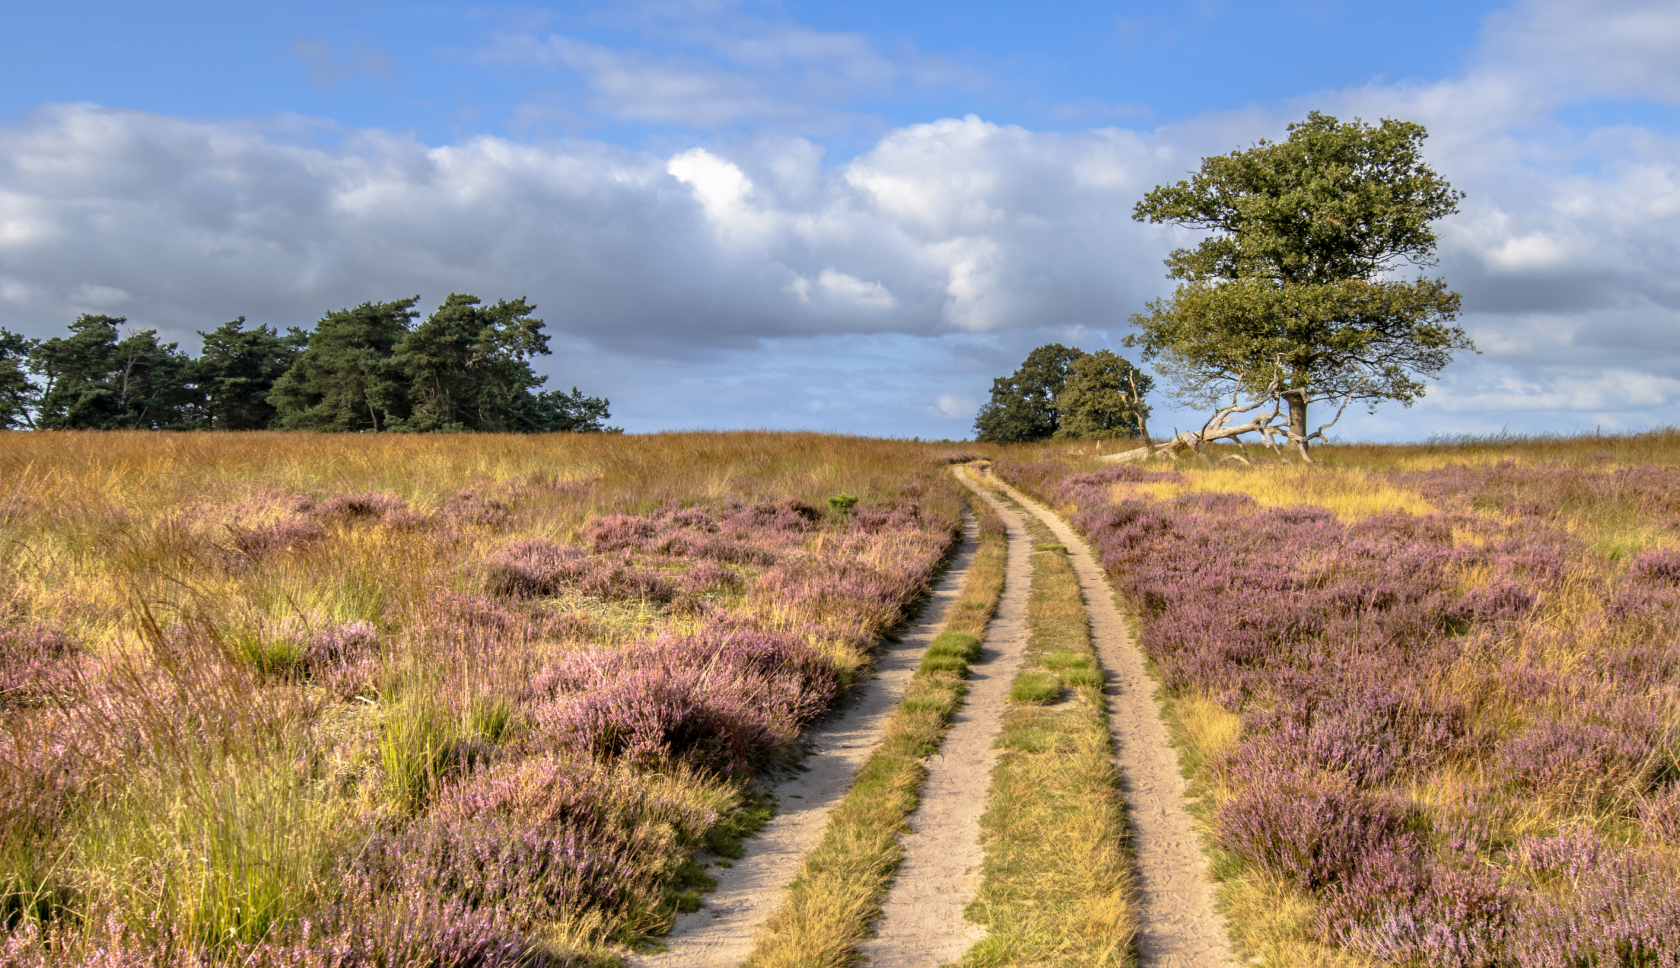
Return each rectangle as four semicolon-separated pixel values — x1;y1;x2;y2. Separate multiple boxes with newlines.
1119;464;1434;522
744;480;1009;968
1216;871;1372;968
963;505;1136;968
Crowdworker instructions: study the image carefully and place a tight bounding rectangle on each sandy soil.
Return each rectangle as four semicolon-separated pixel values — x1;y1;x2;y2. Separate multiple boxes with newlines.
630;511;981;968
989;473;1234;968
857;471;1036;968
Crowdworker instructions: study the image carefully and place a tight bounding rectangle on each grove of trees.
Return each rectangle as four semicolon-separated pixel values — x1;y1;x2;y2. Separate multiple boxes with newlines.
974;343;1153;443
0;295;616;433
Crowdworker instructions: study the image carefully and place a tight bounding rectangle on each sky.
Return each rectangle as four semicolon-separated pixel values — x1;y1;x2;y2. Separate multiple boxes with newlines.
2;0;1678;439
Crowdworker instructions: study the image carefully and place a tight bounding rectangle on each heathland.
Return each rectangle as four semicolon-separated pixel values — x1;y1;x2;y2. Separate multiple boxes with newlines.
0;431;963;965
4;428;1679;968
996;431;1680;966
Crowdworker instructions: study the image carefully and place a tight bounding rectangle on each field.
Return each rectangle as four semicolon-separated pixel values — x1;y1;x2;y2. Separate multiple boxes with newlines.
0;431;962;965
6;428;1680;968
994;432;1680;966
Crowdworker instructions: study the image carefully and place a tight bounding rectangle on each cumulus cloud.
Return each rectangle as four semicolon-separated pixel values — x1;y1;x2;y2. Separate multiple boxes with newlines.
0;105;1213;358
1479;0;1680;102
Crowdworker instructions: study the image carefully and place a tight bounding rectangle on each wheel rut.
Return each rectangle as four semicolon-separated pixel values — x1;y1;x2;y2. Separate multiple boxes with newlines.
858;473;1036;968
986;472;1234;968
631;512;980;968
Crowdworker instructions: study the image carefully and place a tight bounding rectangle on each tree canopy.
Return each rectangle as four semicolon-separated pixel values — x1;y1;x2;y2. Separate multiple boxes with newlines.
197;318;306;430
394;294;555;433
975;343;1151;443
31;315;197;430
1053;350;1153;440
0;330;38;429
974;343;1084;443
269;298;418;432
1128;111;1473;451
0;295;615;434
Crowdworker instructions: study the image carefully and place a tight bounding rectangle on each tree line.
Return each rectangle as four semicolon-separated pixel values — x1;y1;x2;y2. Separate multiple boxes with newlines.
0;295;616;433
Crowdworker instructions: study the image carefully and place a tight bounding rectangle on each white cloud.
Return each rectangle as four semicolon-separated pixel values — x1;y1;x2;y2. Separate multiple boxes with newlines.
786;269;895;312
0;103;1193;359
667;147;755;226
1479;0;1680;102
70;284;131;309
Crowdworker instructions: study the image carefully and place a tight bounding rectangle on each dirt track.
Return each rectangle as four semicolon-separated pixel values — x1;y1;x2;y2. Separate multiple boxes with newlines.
631;512;980;968
857;473;1035;967
988;472;1233;968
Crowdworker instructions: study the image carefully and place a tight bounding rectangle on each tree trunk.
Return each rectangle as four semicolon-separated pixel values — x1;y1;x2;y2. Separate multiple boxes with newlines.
1285;391;1310;460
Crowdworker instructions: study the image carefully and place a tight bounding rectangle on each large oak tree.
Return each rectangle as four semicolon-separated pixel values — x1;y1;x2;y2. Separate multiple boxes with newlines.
1128;111;1473;454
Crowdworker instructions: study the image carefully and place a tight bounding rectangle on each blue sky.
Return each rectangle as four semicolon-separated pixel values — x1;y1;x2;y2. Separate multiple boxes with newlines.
4;1;1502;144
3;0;1679;439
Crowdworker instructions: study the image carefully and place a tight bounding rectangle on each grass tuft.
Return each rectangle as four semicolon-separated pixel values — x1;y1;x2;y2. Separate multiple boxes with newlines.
1009;671;1063;705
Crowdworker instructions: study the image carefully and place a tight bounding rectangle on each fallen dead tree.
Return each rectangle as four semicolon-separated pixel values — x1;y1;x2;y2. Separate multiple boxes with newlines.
1104;363;1356;465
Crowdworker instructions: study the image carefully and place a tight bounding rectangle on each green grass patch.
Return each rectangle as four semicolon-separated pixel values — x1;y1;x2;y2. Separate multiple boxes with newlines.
1010;671;1063;704
963;500;1136;967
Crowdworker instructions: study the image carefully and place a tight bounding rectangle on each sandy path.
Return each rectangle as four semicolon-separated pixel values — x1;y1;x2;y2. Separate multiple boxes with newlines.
986;472;1234;968
858;470;1036;968
631;511;980;968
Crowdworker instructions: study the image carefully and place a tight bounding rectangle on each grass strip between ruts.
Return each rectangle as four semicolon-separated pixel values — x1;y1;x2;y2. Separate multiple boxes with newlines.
742;474;1009;968
960;492;1137;968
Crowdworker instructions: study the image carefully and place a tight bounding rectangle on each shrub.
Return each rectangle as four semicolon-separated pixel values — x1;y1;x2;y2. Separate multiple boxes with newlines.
1216;767;1416;891
531;631;839;775
486;541;675;603
0;624;79;709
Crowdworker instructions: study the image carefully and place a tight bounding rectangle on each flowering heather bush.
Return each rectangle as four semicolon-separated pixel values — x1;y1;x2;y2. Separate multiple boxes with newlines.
358;801;646;923
1510;853;1680;968
353;754;719;926
1321;855;1512;968
312;491;409;523
587;513;661;552
994;452;1680;966
677;561;740;595
528;630;839;774
228;518;329;561
1215;765;1417;891
1497;707;1670;808
719;497;822;537
1639;785;1680;843
486;540;676;603
405;591;597;646
0;894;575;968
253;892;574;968
441;488;514;529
